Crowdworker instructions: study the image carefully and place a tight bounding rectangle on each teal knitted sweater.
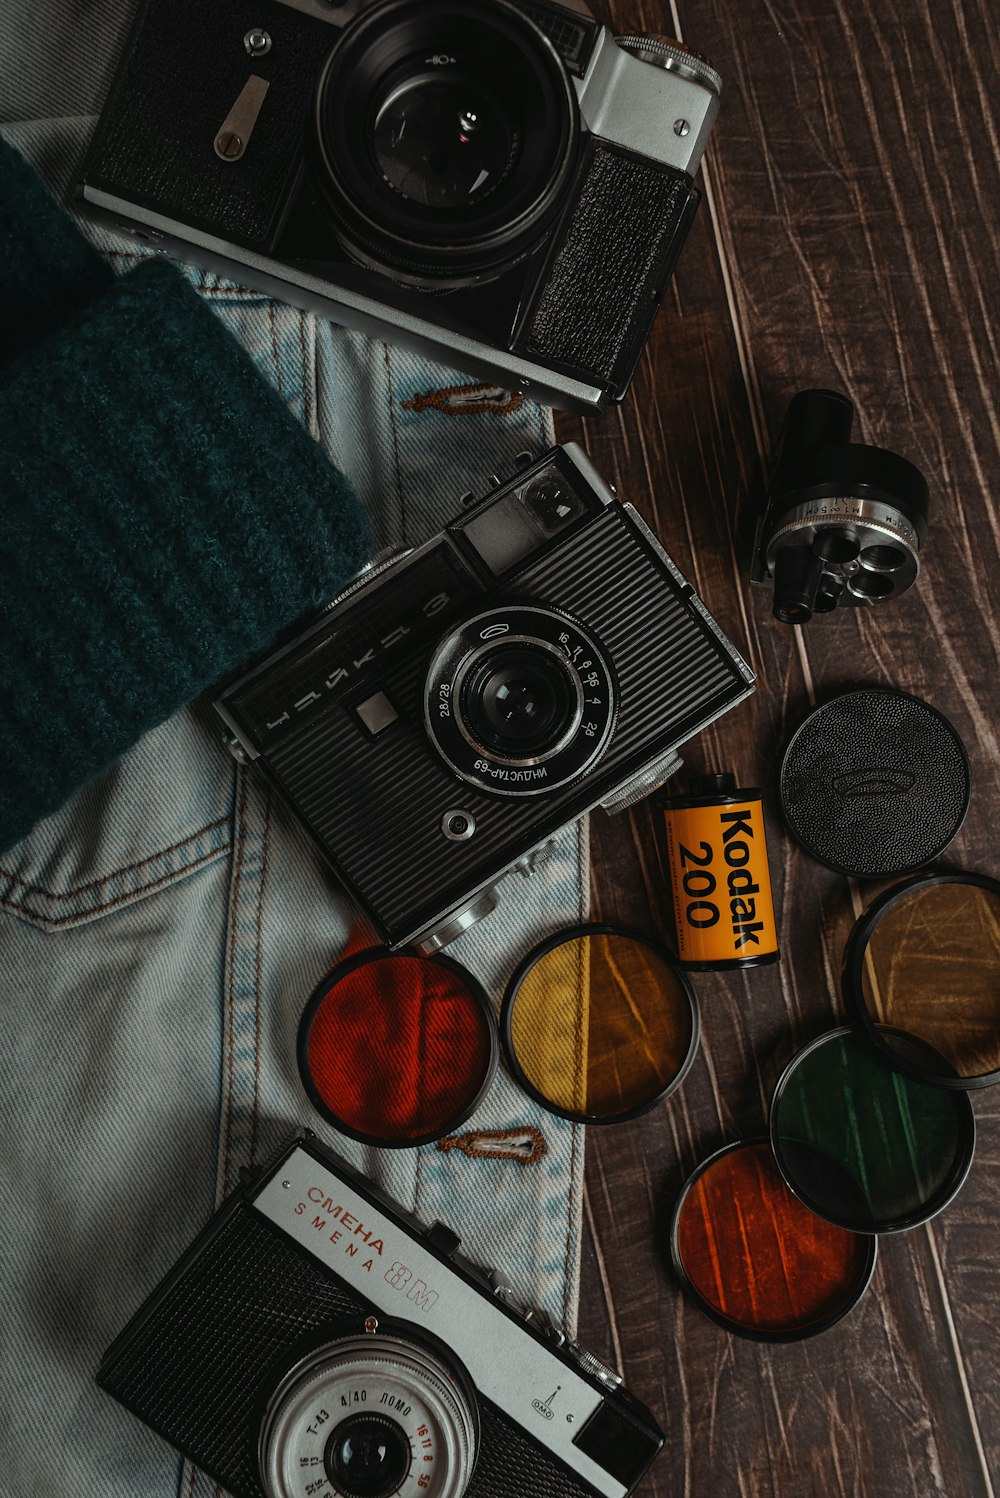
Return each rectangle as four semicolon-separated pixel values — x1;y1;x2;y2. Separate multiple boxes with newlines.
0;142;372;853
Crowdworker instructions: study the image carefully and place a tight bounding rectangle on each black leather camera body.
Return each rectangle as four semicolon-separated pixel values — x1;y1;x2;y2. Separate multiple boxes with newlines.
79;0;722;411
98;1133;665;1498
214;444;754;953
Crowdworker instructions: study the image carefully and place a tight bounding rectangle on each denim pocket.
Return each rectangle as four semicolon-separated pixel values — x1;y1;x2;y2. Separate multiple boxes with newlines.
0;705;233;931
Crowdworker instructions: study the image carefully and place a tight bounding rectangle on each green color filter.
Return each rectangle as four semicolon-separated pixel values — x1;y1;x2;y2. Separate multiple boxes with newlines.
769;1027;975;1233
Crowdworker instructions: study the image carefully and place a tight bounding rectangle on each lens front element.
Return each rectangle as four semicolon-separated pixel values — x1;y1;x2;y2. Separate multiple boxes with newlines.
373;69;517;208
426;606;616;797
461;640;581;760
312;0;579;284
327;1412;410;1497
260;1332;477;1498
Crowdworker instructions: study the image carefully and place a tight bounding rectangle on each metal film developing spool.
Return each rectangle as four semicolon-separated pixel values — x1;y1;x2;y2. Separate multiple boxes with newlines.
655;772;779;969
769;1026;975;1234
671;1138;876;1340
843;871;1000;1090
298;947;498;1148
500;924;700;1124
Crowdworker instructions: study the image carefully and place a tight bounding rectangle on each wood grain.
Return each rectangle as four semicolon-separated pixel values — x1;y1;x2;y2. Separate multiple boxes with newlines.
556;0;1000;1492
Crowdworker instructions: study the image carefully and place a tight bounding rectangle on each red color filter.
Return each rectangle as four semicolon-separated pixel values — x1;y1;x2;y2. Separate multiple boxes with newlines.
671;1137;876;1340
298;947;498;1147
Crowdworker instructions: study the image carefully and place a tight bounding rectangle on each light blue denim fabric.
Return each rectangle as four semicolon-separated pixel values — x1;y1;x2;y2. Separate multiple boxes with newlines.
0;134;590;1498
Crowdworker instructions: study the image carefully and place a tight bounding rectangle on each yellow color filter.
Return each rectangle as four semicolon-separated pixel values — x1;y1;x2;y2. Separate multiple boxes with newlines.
501;926;700;1123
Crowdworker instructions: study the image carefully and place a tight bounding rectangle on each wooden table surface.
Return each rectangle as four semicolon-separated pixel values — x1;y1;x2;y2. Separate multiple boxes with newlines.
555;1;1000;1494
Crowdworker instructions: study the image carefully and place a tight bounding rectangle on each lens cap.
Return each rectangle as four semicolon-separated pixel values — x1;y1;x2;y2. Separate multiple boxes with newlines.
500;925;700;1124
770;1026;975;1233
671;1138;876;1340
843;872;1000;1090
779;688;970;877
298;947;498;1148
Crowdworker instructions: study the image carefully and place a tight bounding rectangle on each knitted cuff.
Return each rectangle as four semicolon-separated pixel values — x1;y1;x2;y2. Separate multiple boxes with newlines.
0;237;372;854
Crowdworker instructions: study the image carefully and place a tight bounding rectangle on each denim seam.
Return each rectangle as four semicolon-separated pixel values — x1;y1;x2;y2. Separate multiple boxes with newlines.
268;300;285;400
248;792;271;1167
0;814;232;901
297;310;311;431
561;815;587;1333
221;770;250;1202
382;342;406;543
0;837;232;926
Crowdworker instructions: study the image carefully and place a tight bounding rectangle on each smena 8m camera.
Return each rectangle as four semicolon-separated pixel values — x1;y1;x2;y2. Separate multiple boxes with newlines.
214;444;754;953
98;1133;664;1498
80;0;722;410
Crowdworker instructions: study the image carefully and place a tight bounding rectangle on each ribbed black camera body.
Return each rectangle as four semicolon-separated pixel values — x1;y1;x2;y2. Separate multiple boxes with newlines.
215;446;754;952
98;1134;664;1498
79;0;721;410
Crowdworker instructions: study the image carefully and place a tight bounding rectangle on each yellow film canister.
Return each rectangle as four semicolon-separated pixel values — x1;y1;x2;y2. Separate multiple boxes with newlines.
655;772;780;970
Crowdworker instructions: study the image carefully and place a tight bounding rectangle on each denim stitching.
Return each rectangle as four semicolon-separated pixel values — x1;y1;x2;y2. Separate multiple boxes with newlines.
0;815;231;901
248;793;271;1168
381;343;406;543
267;300;285;400
222;772;249;1199
297;310;311;431
0;842;231;925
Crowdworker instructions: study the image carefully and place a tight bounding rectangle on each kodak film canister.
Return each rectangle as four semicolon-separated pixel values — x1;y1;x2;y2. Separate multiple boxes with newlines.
655;772;779;970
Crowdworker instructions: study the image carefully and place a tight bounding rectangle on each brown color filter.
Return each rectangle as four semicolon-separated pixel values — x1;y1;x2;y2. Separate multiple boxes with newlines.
671;1138;876;1340
844;873;1000;1088
500;925;699;1123
656;774;779;969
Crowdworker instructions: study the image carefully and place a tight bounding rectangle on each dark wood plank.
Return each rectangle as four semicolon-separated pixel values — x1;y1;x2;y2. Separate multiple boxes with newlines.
556;0;1000;1492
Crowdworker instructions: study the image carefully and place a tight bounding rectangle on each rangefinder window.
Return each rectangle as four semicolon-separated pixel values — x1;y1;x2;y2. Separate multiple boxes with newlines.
459;461;590;577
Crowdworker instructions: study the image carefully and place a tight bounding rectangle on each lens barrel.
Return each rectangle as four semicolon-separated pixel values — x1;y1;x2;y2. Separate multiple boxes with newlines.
311;0;579;286
424;605;617;798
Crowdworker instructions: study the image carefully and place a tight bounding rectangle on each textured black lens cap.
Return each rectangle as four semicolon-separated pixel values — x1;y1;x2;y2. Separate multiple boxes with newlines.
779;688;970;877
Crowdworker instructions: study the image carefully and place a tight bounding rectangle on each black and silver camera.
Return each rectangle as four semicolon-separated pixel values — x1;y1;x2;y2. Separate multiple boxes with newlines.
214;444;754;951
79;0;721;411
98;1133;664;1498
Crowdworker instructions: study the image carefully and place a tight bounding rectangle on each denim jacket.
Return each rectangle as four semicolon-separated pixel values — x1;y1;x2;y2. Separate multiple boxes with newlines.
0;141;587;1498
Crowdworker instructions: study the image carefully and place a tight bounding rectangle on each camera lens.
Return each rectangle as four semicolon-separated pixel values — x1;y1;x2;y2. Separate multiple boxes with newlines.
312;0;579;285
259;1331;478;1498
461;642;576;758
326;1413;409;1497
425;605;616;798
373;69;515;209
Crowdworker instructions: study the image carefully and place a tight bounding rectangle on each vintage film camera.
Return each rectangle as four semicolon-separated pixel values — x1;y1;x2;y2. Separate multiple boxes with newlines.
214;444;755;952
98;1133;665;1498
79;0;721;411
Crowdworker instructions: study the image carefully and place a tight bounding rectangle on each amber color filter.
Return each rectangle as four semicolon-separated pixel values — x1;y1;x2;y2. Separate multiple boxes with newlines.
501;925;699;1123
672;1138;876;1340
844;873;1000;1089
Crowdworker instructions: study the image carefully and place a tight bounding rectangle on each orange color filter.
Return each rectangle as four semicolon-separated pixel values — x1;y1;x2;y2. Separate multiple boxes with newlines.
672;1138;876;1340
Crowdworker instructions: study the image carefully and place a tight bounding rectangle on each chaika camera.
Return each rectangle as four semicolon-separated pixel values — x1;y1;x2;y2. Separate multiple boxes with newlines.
79;0;722;411
214;444;755;952
98;1132;665;1498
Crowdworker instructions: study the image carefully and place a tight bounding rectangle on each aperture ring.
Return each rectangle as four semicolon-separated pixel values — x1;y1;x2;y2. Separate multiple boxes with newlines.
425;605;617;798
